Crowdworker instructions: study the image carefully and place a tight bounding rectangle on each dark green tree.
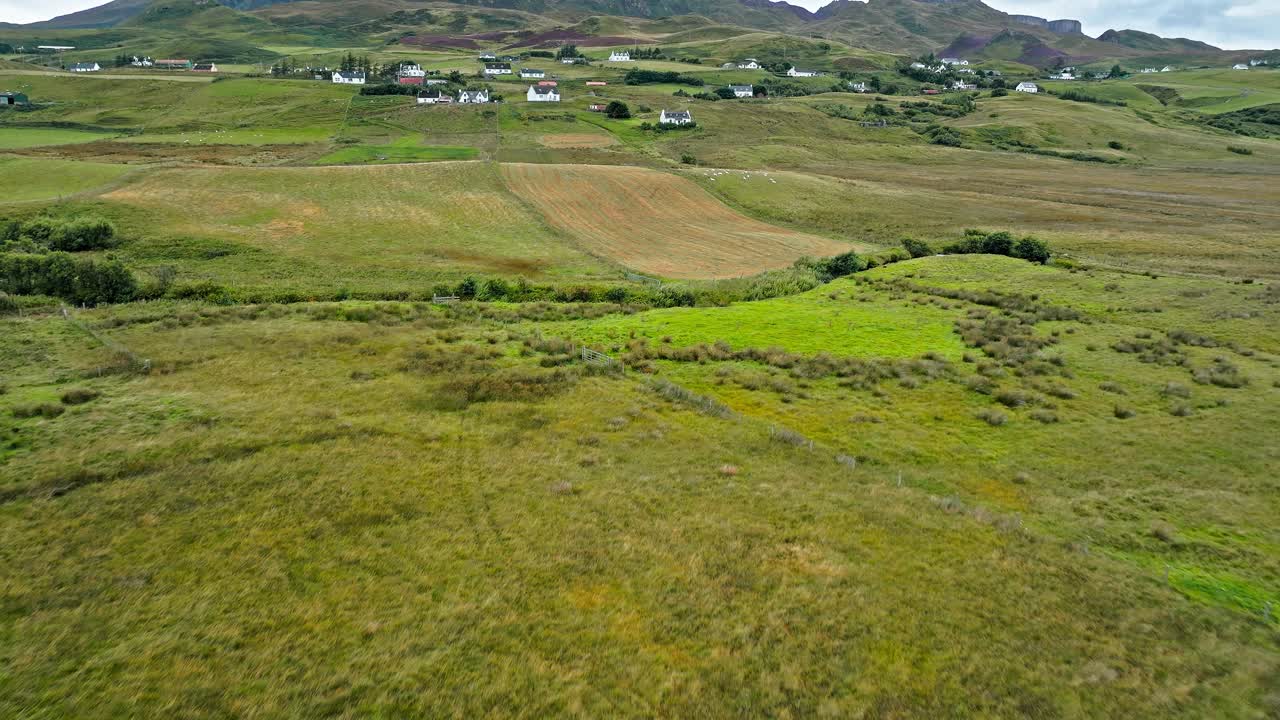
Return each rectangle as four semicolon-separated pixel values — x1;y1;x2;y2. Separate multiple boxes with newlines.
604;100;631;119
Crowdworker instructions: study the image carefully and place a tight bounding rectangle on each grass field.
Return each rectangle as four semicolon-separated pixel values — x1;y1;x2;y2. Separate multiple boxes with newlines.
1;254;1277;717
501;163;856;279
0;126;120;149
317;140;478;165
0;156;133;202
97;162;617;293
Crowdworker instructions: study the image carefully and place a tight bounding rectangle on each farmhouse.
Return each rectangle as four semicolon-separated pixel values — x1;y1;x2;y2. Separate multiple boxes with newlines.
333;71;366;85
519;68;545;79
737;58;760;69
155;59;192;70
484;63;512;76
68;62;101;73
588;103;607;112
608;51;631;62
417;90;451;105
585;81;607;86
659;109;693;126
786;67;820;78
423;78;448;85
950;81;977;90
1161;66;1173;72
397;75;424;86
729;84;754;98
0;92;30;107
1015;82;1039;93
1141;68;1157;74
499;55;521;63
848;81;868;93
478;53;497;61
1048;71;1074;80
941;58;969;66
1251;59;1268;66
399;63;425;78
527;85;560;102
561;58;578;64
130;56;153;67
458;89;490;104
192;63;218;73
1232;64;1250;70
910;62;926;70
538;80;558;87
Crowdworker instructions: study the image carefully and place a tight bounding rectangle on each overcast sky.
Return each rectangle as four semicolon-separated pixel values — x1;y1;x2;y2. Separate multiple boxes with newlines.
1;0;1276;49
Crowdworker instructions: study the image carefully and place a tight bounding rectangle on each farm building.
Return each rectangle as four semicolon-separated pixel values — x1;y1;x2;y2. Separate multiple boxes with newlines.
527;85;560;102
1251;59;1268;66
848;81;868;93
1015;82;1039;93
1161;66;1173;72
729;84;754;98
1141;68;1157;74
333;71;366;85
130;56;153;67
484;63;512;76
561;58;578;64
193;63;218;73
538;80;558;87
659;109;693;126
424;78;448;85
417;90;451;105
950;81;977;90
1048;72;1074;80
155;59;192;70
940;58;969;66
585;81;606;87
737;59;760;69
478;53;496;61
68;62;101;73
786;67;820;78
519;68;546;79
1;92;30;107
398;75;423;85
922;89;940;95
458;89;490;104
588;103;607;111
1232;64;1250;70
609;51;631;62
399;63;425;78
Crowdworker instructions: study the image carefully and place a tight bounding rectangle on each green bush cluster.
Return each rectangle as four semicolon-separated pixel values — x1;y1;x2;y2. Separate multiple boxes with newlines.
2;216;118;252
942;230;1051;263
0;252;136;306
624;69;704;87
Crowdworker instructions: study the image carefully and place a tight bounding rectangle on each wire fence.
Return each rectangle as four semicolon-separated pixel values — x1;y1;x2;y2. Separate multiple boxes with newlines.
61;306;151;375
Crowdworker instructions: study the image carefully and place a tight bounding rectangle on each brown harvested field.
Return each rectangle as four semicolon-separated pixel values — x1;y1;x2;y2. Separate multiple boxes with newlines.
538;134;618;149
500;163;855;279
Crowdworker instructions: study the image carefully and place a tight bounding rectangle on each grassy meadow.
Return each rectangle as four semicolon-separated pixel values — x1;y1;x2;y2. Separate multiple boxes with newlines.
1;39;1279;718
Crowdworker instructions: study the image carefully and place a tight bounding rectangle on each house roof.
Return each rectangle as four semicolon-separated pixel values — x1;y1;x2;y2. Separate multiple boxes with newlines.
193;63;215;70
485;63;511;69
662;110;692;119
68;63;98;70
156;59;189;64
729;85;752;91
335;71;365;79
418;90;442;98
530;85;558;95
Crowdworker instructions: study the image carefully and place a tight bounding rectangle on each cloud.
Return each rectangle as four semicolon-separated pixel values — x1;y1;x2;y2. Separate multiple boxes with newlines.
0;0;98;24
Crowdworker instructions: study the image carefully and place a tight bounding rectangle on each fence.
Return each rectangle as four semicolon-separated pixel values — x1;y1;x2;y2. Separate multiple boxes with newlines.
625;272;663;287
432;295;460;304
61;306;151;374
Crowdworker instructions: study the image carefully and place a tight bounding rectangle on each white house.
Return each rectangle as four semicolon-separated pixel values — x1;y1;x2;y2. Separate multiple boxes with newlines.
848;81;868;93
527;85;560;102
417;90;451;105
659;109;693;126
130;56;153;67
332;71;365;85
478;53;496;61
1140;68;1157;74
737;58;760;70
192;63;218;73
1233;63;1250;70
68;62;101;73
484;63;512;76
519;68;545;79
1048;72;1074;80
399;63;425;78
941;58;969;66
424;78;448;86
1250;59;1268;67
1015;82;1039;93
458;89;490;104
728;84;754;98
609;51;631;62
950;81;977;91
1160;66;1173;72
910;62;927;70
957;67;975;74
786;67;820;78
560;57;579;65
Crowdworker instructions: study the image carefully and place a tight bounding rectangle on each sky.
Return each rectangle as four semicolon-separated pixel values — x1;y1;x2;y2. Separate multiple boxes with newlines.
0;0;1276;49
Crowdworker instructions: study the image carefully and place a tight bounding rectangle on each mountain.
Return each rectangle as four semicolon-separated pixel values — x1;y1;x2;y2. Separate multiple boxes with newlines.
1097;29;1220;54
26;0;154;28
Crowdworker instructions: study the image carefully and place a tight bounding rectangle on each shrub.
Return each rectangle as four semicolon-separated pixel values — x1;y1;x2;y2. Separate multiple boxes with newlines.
60;388;101;405
13;403;65;419
0;252;137;306
901;237;933;258
1012;236;1051;264
1113;404;1135;419
1107;140;1127;150
604;100;631;119
975;408;1008;426
1227;145;1252;155
1029;409;1059;424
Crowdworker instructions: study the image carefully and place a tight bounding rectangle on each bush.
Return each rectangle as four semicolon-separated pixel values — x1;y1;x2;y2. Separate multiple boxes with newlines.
901;237;933;258
624;69;703;87
0;252;137;305
1012;236;1051;264
1113;404;1136;419
975;408;1008;426
680;153;697;165
990;88;1007;97
1227;145;1253;155
7;216;118;252
61;388;101;405
1108;140;1127;150
13;403;65;419
604;100;631;119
